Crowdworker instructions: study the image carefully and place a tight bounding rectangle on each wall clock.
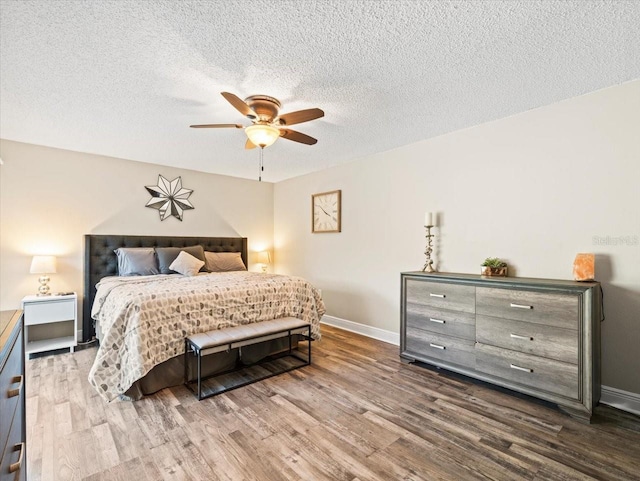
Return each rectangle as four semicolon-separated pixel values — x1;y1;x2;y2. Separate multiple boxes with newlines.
312;190;341;233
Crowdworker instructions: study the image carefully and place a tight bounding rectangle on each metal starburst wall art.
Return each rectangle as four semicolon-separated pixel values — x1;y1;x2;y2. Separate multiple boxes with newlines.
145;175;194;221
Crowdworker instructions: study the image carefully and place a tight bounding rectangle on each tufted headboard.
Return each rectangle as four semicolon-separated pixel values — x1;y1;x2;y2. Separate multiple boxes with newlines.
83;234;248;341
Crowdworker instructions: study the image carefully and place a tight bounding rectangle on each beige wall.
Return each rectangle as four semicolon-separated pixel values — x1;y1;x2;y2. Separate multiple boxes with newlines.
0;141;274;335
274;80;640;394
2;82;638;394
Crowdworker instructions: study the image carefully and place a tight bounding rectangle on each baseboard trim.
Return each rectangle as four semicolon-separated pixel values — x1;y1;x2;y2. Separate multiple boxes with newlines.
600;385;640;416
321;315;399;346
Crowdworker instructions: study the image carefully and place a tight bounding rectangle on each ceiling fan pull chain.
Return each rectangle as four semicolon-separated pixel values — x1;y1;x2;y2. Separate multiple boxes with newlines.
259;147;264;182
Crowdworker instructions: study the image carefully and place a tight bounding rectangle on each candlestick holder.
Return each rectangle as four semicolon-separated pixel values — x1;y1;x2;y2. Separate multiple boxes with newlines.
422;225;436;272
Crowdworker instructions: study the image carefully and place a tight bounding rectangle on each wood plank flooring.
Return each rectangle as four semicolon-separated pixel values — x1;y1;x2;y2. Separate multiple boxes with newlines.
26;325;640;481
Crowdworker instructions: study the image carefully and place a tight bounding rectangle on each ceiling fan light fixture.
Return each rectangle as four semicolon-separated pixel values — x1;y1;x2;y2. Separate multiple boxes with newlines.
245;124;280;148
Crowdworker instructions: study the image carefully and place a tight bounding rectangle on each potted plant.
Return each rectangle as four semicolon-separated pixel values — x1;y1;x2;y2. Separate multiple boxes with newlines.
481;257;508;277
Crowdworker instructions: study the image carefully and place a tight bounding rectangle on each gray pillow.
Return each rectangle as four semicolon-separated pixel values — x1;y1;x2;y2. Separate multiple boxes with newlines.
114;247;159;276
155;245;206;274
204;251;247;272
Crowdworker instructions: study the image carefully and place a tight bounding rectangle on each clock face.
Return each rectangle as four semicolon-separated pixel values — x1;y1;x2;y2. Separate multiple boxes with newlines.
312;190;341;233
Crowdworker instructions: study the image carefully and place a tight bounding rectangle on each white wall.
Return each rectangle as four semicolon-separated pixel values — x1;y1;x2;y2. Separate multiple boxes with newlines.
274;80;640;394
0;141;274;333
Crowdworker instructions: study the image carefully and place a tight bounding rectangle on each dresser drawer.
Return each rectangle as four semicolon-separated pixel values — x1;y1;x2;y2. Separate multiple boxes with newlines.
475;343;579;400
0;401;25;481
24;298;75;326
477;315;578;364
406;304;475;340
0;330;23;457
476;287;578;330
406;279;475;314
405;327;475;367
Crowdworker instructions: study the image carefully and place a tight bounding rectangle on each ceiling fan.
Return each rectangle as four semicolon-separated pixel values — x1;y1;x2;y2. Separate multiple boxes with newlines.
190;92;324;149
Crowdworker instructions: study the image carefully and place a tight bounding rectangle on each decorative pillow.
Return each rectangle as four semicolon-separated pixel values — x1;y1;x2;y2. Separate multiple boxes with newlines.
113;247;159;276
155;245;206;274
204;251;247;272
169;251;205;277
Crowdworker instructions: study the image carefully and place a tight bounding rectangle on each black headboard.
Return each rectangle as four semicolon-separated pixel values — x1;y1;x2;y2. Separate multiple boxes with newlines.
83;235;248;341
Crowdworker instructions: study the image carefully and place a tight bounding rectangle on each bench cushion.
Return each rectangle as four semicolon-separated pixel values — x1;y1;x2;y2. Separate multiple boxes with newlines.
188;317;308;350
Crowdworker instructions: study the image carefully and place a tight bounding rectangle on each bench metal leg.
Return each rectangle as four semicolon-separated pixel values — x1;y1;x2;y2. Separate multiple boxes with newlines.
308;326;312;365
184;339;202;399
197;347;202;400
184;339;189;385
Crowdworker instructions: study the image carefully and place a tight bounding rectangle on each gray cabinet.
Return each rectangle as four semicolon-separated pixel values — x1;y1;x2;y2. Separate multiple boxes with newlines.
400;272;601;422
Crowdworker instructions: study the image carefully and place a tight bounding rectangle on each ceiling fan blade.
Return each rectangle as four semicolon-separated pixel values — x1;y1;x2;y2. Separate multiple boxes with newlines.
221;92;258;119
278;108;324;126
189;123;243;128
245;138;257;149
280;128;318;145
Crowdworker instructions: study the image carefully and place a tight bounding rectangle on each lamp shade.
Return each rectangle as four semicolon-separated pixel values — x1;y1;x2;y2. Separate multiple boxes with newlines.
30;255;57;274
245;124;280;148
257;251;271;265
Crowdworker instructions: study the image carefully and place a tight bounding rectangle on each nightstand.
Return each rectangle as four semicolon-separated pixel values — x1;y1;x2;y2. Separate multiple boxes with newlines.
21;293;77;357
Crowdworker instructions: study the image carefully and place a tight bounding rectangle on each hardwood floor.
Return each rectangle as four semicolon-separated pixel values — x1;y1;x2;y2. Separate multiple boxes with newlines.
26;325;640;481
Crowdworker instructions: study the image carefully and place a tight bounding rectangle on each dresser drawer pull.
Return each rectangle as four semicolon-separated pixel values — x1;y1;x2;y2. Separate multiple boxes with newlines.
510;303;533;310
510;363;533;373
429;343;446;350
510;333;533;341
8;375;23;398
429;293;446;298
429;318;446;324
9;442;25;473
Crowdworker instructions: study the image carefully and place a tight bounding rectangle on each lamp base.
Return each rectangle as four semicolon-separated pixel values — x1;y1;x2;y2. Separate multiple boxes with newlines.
37;275;51;296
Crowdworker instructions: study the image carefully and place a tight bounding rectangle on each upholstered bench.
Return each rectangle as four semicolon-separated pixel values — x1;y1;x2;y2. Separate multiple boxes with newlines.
184;317;311;400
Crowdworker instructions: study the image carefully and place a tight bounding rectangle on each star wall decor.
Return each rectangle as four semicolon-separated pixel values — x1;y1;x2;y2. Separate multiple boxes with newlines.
145;175;194;221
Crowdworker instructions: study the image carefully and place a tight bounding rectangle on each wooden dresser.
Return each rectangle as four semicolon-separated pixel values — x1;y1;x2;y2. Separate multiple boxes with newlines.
400;272;601;422
1;310;26;481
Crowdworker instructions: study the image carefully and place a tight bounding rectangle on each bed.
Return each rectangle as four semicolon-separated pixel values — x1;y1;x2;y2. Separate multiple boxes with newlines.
83;235;325;402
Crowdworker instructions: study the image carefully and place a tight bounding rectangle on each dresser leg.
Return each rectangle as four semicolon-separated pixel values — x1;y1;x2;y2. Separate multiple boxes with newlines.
558;405;592;424
400;356;414;365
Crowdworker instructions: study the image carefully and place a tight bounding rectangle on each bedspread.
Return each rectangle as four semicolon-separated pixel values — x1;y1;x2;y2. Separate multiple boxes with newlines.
88;271;325;401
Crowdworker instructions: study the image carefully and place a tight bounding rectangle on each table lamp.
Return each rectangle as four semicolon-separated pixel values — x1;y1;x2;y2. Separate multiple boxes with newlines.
257;251;271;273
30;255;57;296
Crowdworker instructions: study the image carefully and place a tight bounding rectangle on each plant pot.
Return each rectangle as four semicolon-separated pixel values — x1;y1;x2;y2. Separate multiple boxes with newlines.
481;266;508;277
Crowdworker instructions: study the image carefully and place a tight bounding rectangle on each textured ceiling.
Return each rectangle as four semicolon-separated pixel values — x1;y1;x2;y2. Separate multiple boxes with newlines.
1;1;639;182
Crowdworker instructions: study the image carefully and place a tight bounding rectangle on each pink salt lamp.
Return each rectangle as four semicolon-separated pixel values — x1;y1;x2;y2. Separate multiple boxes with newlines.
573;253;595;281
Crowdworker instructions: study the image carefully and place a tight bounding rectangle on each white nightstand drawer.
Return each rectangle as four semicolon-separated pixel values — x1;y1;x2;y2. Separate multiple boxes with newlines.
24;299;75;325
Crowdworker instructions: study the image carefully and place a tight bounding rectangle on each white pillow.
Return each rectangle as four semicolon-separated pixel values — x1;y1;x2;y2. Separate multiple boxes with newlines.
169;251;205;277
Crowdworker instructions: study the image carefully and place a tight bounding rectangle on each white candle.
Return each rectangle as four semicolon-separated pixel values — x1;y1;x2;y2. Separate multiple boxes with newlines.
425;212;433;226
